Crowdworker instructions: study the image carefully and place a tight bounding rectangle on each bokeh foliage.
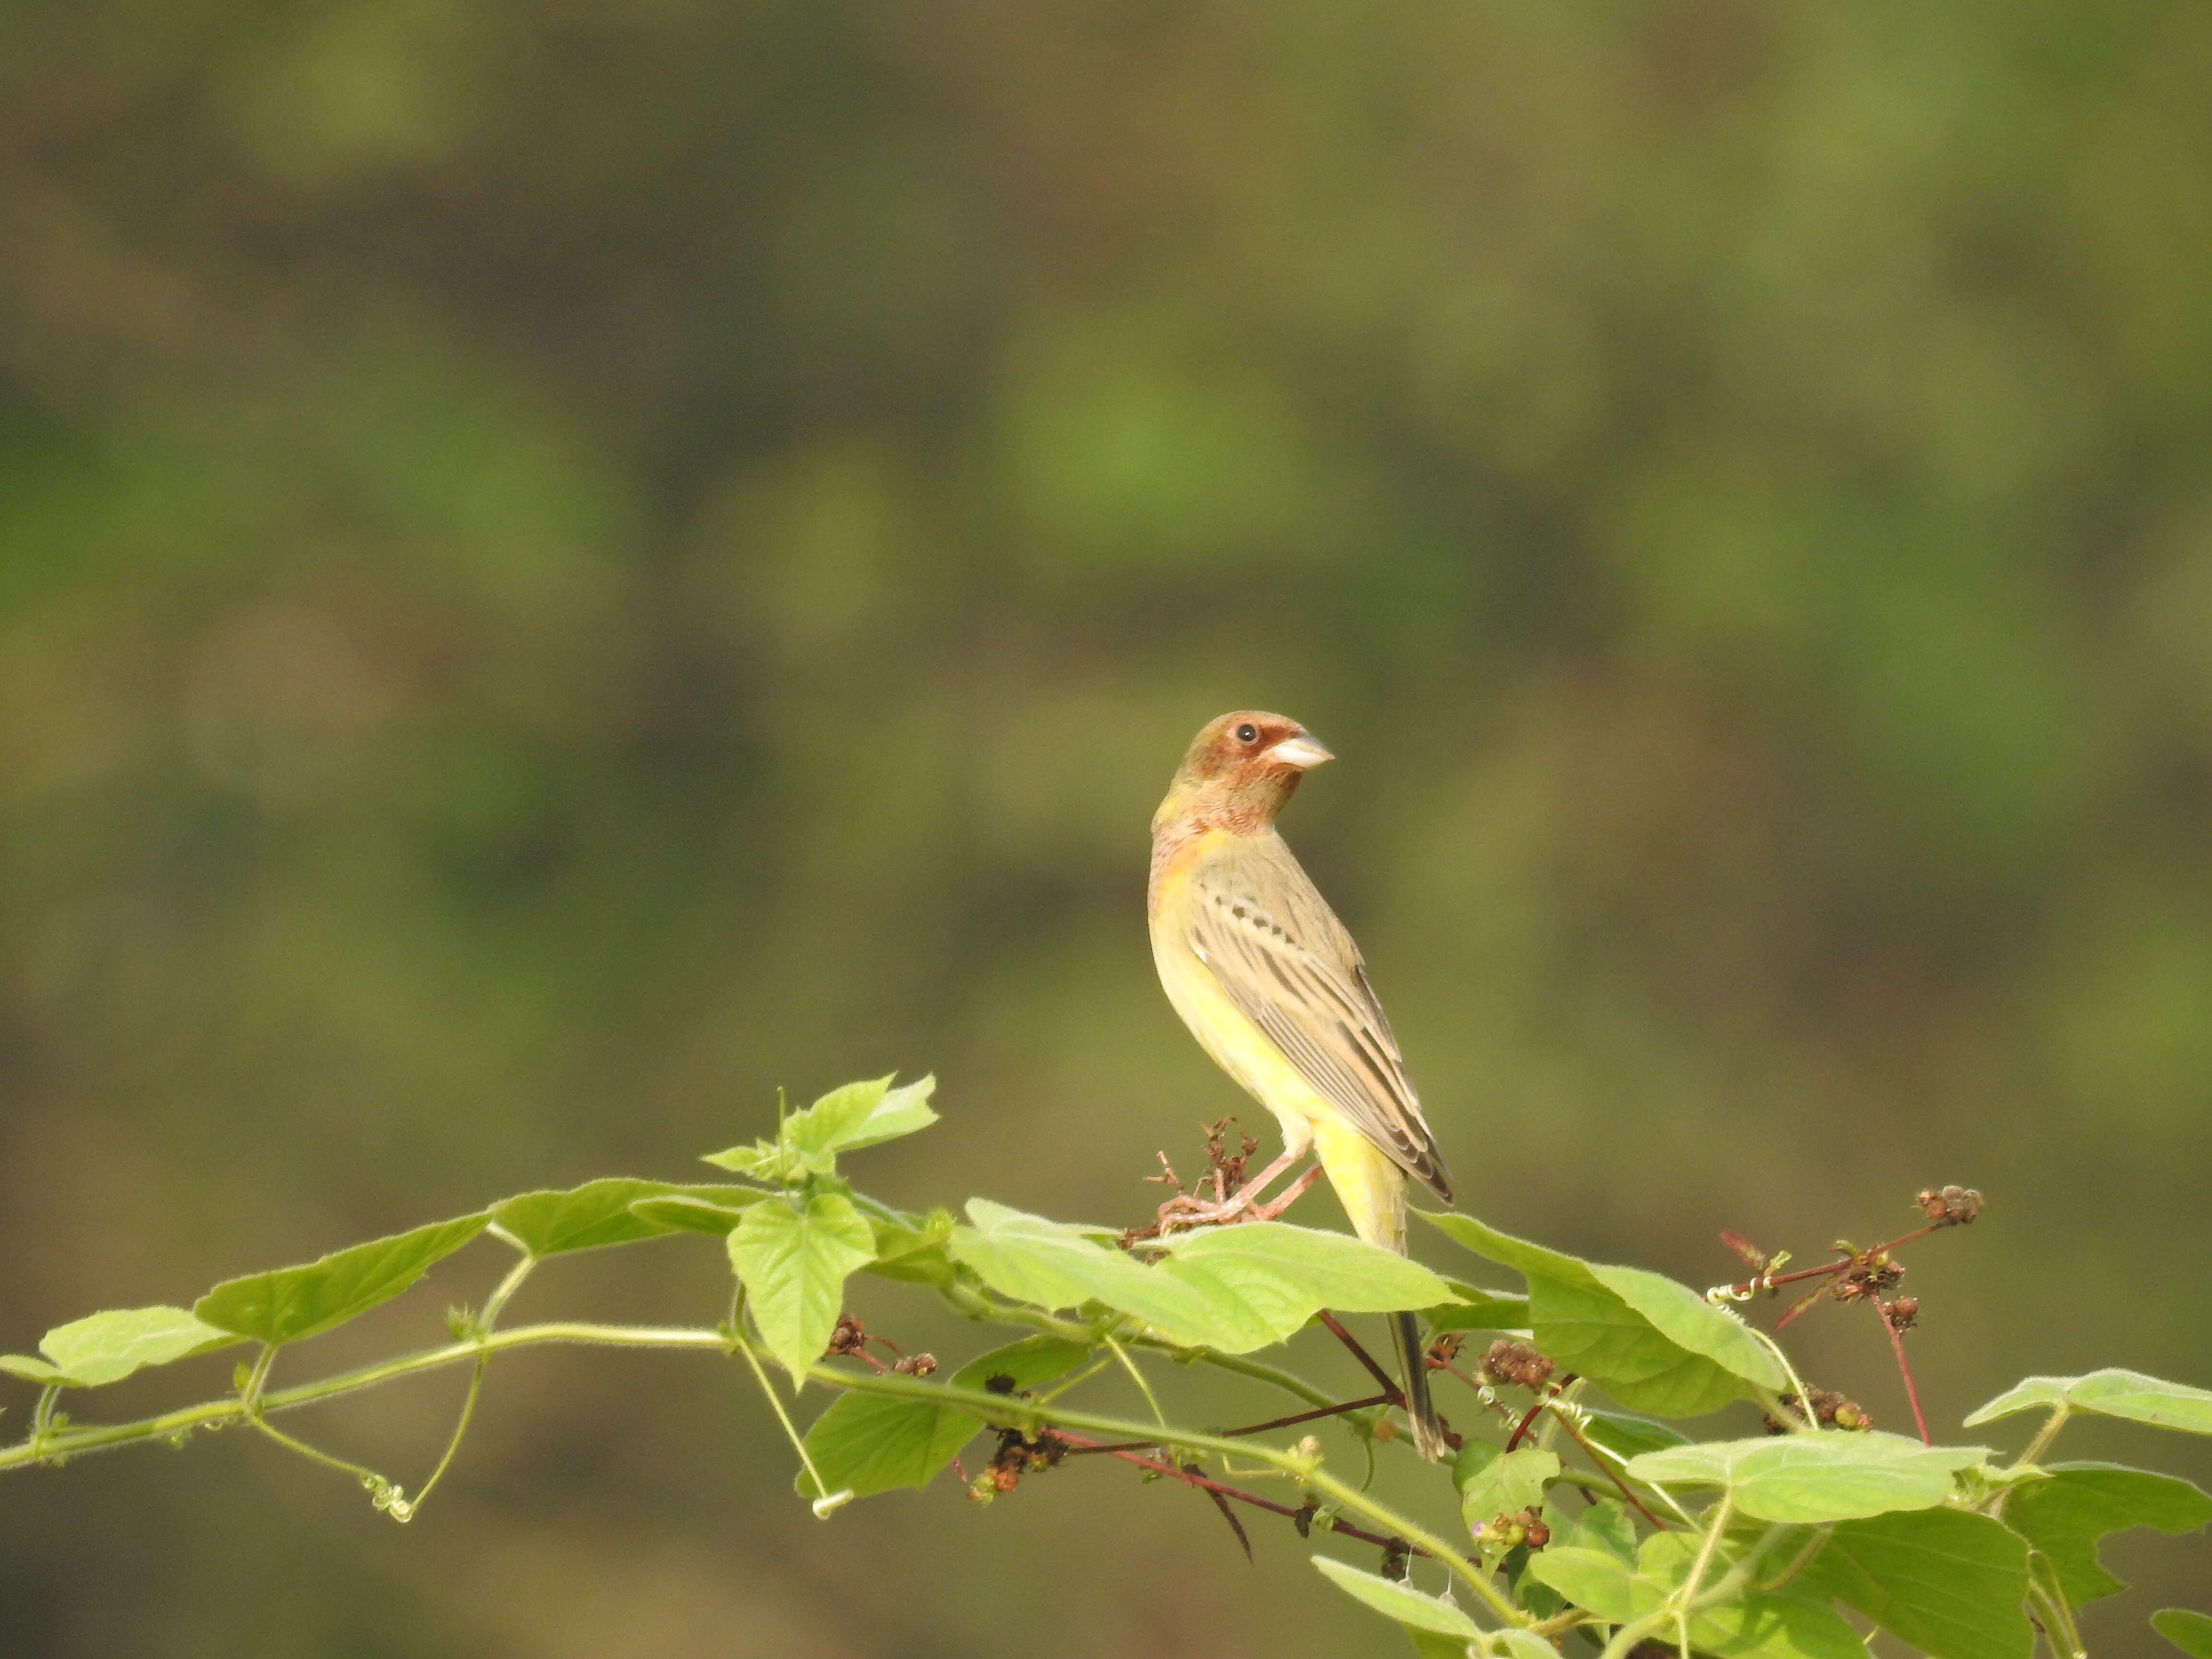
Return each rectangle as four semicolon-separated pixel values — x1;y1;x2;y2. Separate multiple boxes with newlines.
2;0;2210;1653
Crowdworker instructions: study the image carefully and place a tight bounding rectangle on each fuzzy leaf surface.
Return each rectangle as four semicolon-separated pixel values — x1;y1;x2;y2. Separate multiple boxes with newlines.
1965;1369;2212;1436
1311;1557;1484;1638
493;1179;766;1255
195;1214;489;1346
1455;1442;1558;1528
2004;1462;2212;1606
1626;1432;1987;1523
728;1192;878;1382
2154;1610;2212;1659
1422;1212;1779;1414
12;1306;241;1387
1799;1507;2032;1659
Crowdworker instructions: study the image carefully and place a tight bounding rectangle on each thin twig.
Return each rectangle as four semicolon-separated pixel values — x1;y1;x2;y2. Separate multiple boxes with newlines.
1220;1394;1392;1438
1053;1430;1407;1552
1722;1222;1944;1299
1504;1375;1577;1452
1314;1311;1403;1404
1538;1400;1667;1529
1875;1301;1930;1445
1189;1462;1254;1561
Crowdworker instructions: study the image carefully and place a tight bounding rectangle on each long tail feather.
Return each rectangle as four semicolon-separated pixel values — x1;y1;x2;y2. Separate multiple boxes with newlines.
1391;1309;1446;1461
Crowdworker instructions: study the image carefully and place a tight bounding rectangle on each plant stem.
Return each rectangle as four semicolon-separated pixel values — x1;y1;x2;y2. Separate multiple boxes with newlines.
0;1319;1518;1623
1875;1300;1930;1445
1220;1393;1390;1438
2014;1404;2070;1471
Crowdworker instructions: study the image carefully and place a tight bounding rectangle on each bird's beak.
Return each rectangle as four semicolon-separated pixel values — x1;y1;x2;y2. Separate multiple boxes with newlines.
1265;733;1334;770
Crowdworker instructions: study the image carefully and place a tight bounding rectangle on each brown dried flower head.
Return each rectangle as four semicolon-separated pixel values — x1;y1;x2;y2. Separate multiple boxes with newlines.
1916;1185;1984;1227
1479;1339;1556;1390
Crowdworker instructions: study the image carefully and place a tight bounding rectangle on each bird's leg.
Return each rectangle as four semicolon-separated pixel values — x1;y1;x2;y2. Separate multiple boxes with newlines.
1158;1143;1315;1229
1247;1163;1323;1221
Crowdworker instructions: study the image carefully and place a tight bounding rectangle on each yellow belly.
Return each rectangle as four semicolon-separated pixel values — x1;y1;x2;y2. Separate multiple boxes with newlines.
1149;855;1407;1251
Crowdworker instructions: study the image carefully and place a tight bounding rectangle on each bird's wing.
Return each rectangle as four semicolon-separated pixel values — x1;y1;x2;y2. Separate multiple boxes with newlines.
1181;834;1452;1201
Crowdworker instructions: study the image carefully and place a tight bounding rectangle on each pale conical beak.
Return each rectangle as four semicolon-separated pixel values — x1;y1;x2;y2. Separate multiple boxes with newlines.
1265;733;1334;770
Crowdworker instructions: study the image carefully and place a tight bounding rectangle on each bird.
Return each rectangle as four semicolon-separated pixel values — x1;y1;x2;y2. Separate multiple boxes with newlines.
1147;709;1453;1459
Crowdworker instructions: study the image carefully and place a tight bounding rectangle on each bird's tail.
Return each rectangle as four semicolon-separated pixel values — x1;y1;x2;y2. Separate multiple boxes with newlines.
1391;1309;1448;1462
1313;1118;1448;1461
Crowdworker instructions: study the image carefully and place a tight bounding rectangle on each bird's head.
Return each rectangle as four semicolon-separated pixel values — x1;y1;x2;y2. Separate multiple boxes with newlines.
1154;710;1334;834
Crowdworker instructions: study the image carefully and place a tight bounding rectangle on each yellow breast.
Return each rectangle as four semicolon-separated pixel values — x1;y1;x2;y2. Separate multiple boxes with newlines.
1148;836;1337;1144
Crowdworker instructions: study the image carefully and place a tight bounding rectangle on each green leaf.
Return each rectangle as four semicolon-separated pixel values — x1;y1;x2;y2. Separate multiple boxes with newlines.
794;1335;1092;1503
1626;1432;1988;1523
728;1192;878;1382
1635;1532;1867;1659
949;1334;1095;1394
862;1209;957;1286
1965;1369;2212;1435
18;1306;240;1387
1580;1408;1690;1461
949;1201;1248;1349
781;1076;891;1171
492;1179;767;1255
699;1139;781;1178
1527;1274;1747;1417
626;1195;757;1236
1493;1630;1561;1659
1421;1212;1781;1414
1799;1507;2033;1659
1556;1498;1638;1562
1455;1442;1558;1527
1425;1284;1531;1334
795;1390;981;1500
1587;1263;1785;1392
834;1074;939;1152
2154;1609;2212;1659
774;1074;940;1175
1154;1222;1458;1345
1311;1556;1484;1639
2005;1462;2212;1606
194;1213;490;1346
950;1205;1456;1354
1525;1546;1635;1620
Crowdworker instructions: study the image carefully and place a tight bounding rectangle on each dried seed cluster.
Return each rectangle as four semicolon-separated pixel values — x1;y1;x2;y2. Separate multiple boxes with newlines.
1478;1340;1555;1391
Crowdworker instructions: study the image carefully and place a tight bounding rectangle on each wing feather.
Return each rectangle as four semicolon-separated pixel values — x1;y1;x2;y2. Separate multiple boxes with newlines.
1184;836;1452;1200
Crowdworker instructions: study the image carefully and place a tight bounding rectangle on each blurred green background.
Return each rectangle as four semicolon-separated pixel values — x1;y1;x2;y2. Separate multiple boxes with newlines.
4;0;2211;1653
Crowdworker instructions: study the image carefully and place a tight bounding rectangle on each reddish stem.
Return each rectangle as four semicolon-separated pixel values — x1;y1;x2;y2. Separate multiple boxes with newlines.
1315;1311;1406;1406
1503;1376;1575;1452
1220;1394;1393;1438
1877;1302;1931;1445
1724;1222;1944;1299
1051;1431;1413;1553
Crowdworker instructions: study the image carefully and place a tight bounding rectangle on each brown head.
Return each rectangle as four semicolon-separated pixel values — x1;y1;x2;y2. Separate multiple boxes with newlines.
1153;710;1334;837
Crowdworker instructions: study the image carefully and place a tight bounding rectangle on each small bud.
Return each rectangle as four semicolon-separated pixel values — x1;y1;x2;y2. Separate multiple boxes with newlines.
892;1352;938;1376
1372;1417;1399;1443
1524;1517;1551;1549
1293;1435;1322;1463
1764;1388;1873;1433
1885;1297;1920;1332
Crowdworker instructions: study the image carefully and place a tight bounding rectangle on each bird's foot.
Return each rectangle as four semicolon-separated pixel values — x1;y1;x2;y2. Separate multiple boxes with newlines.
1154;1164;1322;1232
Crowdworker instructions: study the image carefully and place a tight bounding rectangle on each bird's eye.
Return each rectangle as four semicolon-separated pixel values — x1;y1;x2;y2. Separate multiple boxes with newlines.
1235;723;1258;743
